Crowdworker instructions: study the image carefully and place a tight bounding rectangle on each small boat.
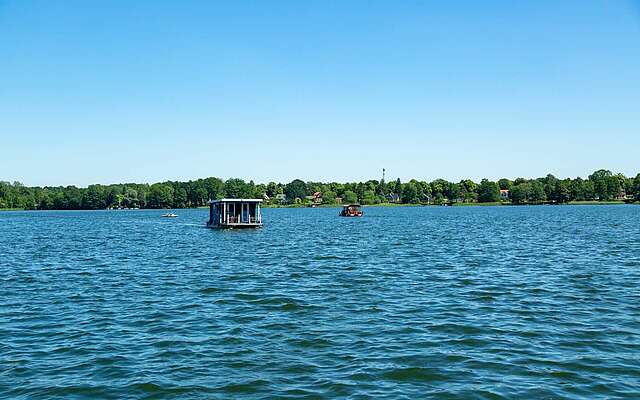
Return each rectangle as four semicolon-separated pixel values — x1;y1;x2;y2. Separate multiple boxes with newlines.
162;212;178;218
339;204;363;217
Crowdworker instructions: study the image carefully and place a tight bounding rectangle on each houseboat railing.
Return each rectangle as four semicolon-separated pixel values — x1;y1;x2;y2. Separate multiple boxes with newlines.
223;216;261;224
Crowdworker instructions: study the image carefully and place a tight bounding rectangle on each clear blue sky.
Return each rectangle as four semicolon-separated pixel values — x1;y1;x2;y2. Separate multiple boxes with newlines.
1;1;639;187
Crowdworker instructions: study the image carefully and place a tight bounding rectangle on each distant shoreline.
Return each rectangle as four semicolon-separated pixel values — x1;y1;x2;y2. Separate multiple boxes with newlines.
2;169;637;211
262;200;631;208
1;200;633;212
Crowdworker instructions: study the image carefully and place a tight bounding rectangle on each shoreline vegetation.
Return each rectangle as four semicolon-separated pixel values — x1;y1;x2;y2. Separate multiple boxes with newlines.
1;169;638;211
0;201;628;212
263;200;629;208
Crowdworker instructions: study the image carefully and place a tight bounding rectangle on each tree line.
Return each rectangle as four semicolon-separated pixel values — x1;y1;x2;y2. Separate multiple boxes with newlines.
1;169;638;210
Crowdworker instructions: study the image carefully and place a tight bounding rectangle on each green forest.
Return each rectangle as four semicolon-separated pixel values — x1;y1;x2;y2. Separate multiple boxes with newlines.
1;169;638;210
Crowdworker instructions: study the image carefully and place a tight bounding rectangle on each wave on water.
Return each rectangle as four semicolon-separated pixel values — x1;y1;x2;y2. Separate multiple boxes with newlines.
1;206;640;399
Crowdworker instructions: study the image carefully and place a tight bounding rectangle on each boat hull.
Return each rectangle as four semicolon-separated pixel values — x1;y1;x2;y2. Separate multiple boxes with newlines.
339;212;363;217
207;222;262;229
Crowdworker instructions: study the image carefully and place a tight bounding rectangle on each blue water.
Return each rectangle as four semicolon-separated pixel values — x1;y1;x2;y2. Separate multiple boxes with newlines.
1;206;640;399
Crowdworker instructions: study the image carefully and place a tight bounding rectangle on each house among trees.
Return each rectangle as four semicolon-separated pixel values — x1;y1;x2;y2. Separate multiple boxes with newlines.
275;193;287;204
304;192;322;204
387;193;400;203
616;189;629;201
500;189;510;200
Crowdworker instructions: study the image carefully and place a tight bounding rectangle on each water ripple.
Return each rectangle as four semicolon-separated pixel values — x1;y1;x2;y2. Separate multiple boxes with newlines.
1;206;640;398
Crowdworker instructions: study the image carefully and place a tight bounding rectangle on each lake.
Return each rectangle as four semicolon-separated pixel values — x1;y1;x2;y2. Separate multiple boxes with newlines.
1;206;639;399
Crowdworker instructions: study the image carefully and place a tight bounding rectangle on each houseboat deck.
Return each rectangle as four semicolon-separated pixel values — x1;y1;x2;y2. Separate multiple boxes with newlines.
207;198;263;229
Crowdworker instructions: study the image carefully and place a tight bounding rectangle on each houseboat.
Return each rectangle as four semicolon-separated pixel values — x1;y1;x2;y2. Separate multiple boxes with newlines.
207;199;263;229
339;204;363;217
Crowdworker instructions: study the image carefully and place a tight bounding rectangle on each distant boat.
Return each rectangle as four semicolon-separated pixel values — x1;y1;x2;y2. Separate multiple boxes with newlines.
339;204;363;217
162;212;178;218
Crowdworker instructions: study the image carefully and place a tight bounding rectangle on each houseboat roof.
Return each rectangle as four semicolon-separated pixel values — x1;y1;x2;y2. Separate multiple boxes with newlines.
209;198;263;204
